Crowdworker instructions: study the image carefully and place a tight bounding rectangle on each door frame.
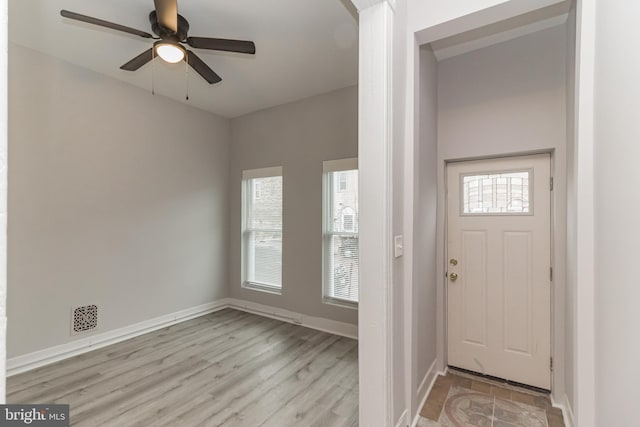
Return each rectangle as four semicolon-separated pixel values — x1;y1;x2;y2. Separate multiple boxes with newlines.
440;149;558;391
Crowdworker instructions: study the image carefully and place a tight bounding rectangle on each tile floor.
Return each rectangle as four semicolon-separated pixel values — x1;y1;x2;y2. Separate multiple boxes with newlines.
417;369;564;427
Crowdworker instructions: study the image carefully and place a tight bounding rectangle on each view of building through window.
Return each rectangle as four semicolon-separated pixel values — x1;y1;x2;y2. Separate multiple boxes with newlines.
325;168;359;304
243;173;283;290
242;163;358;303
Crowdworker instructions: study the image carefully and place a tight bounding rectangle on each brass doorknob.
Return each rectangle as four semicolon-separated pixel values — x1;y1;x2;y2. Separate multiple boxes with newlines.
450;272;459;281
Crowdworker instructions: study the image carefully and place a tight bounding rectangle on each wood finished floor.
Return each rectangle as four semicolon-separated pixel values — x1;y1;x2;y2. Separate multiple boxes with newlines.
7;308;358;427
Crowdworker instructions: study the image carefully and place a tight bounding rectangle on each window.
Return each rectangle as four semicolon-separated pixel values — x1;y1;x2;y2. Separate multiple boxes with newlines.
338;173;348;192
323;158;358;306
254;181;262;200
242;167;283;293
341;207;355;232
461;170;532;215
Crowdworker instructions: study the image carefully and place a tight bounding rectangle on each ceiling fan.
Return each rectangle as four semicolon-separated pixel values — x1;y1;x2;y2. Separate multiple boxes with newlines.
60;0;256;84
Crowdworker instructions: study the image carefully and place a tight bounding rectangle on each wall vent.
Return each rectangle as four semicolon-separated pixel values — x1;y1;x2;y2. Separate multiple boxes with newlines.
71;305;98;335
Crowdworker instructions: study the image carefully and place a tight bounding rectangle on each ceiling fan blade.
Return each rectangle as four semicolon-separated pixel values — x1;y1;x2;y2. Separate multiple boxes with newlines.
187;51;221;84
187;37;256;54
154;0;178;33
60;10;153;39
120;49;154;71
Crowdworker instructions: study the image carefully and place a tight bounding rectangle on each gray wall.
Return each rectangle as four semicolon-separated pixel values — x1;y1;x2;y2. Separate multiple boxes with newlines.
229;86;358;325
414;44;439;398
437;25;567;160
8;45;230;357
593;0;640;423
436;24;567;396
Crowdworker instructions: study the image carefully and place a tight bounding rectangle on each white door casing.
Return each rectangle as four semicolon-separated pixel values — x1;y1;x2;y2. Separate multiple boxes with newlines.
447;154;551;389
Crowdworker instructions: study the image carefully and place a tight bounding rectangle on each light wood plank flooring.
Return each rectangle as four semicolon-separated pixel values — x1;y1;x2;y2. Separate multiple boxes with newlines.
7;308;359;427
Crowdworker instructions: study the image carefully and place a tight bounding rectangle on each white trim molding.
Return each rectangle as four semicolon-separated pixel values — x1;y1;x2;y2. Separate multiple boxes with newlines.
322;157;358;173
352;0;393;12
7;299;231;376
351;0;396;425
7;298;358;377
416;360;438;412
432;13;568;61
226;298;358;339
413;0;568;46
574;0;596;425
411;362;444;427
394;409;408;427
563;394;576;427
241;165;283;180
550;393;575;427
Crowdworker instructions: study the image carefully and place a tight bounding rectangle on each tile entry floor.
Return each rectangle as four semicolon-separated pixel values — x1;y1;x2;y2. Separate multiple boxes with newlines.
417;370;564;427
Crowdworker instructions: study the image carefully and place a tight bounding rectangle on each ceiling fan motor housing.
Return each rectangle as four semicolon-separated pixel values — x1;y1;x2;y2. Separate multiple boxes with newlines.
149;11;189;41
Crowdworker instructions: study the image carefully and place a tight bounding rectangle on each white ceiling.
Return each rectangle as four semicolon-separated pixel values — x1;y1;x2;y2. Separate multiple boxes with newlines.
9;0;359;118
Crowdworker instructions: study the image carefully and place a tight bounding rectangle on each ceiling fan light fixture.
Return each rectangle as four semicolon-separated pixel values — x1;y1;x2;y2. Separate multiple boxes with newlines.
154;40;185;63
61;1;255;84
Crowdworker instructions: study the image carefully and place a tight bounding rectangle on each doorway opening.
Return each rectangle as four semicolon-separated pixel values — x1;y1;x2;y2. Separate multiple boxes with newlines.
409;0;575;409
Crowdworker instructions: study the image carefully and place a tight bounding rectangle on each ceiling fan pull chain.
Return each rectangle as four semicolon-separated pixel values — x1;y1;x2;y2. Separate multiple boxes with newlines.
185;54;189;101
151;48;156;96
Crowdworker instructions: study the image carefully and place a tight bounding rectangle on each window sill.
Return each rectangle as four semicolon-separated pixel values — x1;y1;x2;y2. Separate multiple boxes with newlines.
323;297;358;310
242;282;282;295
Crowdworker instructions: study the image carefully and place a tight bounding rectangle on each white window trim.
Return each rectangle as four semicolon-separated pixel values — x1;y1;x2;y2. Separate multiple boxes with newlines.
242;166;282;180
323;157;358;173
322;158;358;309
241;166;283;295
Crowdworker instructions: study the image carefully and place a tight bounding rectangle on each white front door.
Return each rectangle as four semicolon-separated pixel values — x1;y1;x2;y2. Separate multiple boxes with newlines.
446;154;551;389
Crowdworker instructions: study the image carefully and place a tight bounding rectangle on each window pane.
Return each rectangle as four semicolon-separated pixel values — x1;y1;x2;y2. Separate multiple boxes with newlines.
338;173;348;192
248;176;282;230
328;235;359;302
343;214;354;232
462;171;531;214
248;231;282;287
324;167;359;305
254;181;262;200
330;170;359;233
243;172;283;290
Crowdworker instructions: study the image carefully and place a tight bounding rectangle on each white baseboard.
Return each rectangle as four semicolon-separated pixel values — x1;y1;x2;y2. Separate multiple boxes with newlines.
395;409;409;427
417;359;438;405
226;298;358;339
550;393;575;427
411;359;444;427
7;298;358;377
7;299;231;377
